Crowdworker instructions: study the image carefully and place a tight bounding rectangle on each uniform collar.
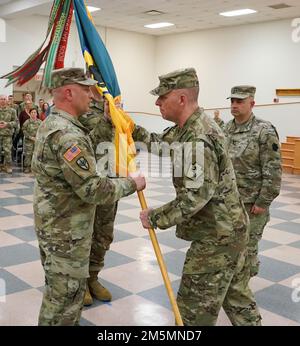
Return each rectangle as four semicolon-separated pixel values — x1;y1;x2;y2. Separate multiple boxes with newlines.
52;107;90;133
180;107;203;132
230;112;255;133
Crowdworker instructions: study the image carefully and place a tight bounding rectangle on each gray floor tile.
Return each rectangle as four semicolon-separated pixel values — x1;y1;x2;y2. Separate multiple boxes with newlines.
0;197;30;207
80;317;96;326
281;193;300;199
150;250;186;277
103;250;135;269
5;188;32;195
288;240;300;249
270;209;300;221
6;226;36;241
255;284;300;323
270;201;290;209
113;230;135;242
0;208;18;217
0;269;31;295
258;239;281;252
114;214;137;224
138;279;181;310
145;230;191;250
280;185;300;191
117;202;139;211
19;182;34;188
150;194;176;203
258;255;300;282
271;222;300;235
0;243;40;267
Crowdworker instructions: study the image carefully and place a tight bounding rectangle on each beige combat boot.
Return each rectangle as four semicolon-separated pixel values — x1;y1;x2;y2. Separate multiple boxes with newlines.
88;272;112;302
83;285;93;306
4;165;12;174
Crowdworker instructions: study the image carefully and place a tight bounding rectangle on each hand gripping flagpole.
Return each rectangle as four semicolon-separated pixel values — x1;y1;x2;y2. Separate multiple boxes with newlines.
137;190;184;326
107;99;184;326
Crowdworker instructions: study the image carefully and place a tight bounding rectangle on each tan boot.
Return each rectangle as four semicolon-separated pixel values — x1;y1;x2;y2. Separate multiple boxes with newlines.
88;276;112;302
83;285;93;306
4;166;12;174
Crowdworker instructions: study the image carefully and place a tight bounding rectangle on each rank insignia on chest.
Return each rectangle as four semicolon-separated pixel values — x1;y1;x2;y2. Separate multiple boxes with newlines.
64;145;81;162
76;157;89;170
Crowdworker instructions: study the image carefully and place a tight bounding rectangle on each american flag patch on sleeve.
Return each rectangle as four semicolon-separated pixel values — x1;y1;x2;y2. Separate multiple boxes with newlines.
64;145;82;162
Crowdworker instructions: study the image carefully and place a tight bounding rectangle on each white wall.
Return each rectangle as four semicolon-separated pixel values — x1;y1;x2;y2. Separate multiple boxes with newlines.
0;15;299;139
156;19;300;140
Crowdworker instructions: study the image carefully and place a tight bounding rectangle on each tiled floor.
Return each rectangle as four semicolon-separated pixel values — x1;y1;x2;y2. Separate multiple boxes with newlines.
0;157;300;326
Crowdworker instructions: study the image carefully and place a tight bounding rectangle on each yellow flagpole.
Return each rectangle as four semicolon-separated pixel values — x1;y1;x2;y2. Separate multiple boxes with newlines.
137;191;184;326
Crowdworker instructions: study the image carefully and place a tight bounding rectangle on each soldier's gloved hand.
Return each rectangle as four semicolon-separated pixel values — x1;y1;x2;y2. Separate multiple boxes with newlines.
140;208;153;229
129;171;146;191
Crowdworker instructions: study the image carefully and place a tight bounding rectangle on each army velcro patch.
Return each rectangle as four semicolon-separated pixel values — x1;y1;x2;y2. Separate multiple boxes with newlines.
64;145;81;162
76;157;90;170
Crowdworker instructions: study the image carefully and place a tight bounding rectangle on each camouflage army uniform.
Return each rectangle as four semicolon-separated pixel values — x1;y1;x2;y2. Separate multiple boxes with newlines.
18;101;38;116
22;118;42;170
79;100;118;283
32;107;137;326
214;117;224;128
224;113;282;276
133;107;261;326
0;106;19;169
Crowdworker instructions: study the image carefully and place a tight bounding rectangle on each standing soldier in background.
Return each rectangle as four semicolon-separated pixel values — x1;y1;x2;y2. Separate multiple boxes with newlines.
0;95;19;173
224;86;282;277
213;109;224;128
7;95;19;113
22;108;42;173
79;93;117;305
137;68;261;326
17;92;38;116
32;68;145;325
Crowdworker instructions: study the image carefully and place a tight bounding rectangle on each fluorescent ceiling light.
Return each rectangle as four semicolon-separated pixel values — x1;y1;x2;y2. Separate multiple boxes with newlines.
219;9;257;17
144;22;174;29
87;6;101;13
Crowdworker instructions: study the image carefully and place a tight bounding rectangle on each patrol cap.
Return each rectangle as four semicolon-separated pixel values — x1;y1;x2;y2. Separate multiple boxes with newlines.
227;85;256;99
50;68;97;89
150;67;199;96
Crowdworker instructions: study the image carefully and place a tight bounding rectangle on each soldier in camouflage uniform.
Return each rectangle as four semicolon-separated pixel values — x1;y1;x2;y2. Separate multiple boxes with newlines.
7;95;19;113
213;109;224;128
0;95;19;173
137;68;261;326
22;108;42;173
224;86;282;277
79;97;118;305
32;68;145;326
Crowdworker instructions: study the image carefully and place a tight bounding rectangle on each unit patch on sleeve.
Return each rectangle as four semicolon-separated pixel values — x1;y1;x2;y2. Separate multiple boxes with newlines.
64;145;82;162
76;157;90;170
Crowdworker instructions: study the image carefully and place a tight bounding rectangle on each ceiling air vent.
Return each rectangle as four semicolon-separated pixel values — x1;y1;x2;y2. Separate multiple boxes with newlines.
144;10;165;16
268;3;292;9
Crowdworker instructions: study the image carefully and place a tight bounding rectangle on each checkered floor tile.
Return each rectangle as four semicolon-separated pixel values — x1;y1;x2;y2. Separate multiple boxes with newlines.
0;157;300;326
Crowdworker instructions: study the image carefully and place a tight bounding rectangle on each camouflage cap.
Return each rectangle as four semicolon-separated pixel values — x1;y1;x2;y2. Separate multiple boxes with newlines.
227;85;256;99
150;67;199;96
50;68;97;89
